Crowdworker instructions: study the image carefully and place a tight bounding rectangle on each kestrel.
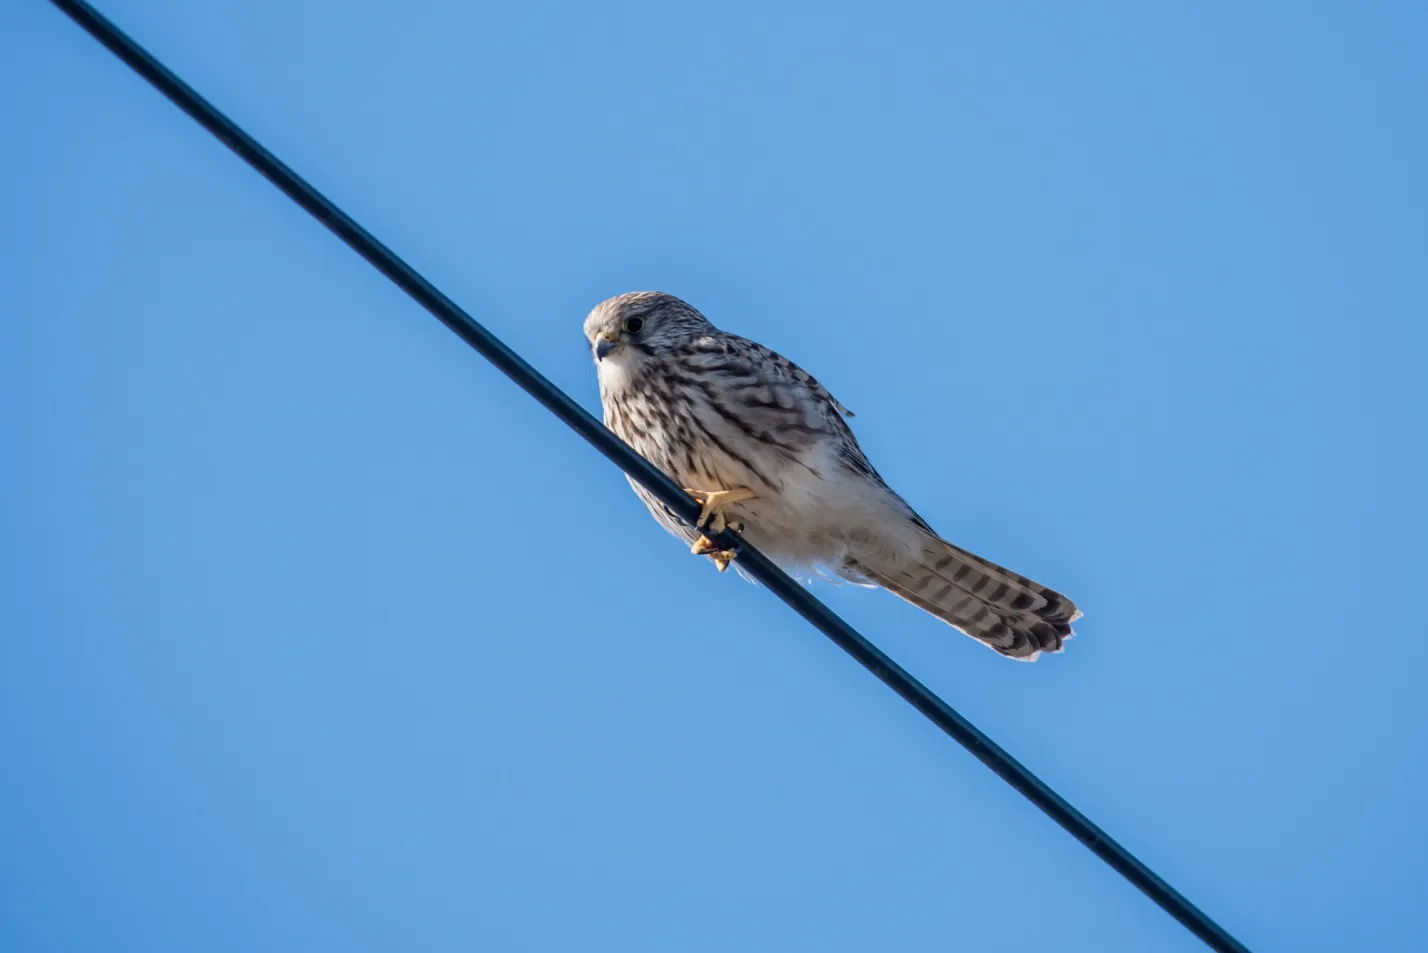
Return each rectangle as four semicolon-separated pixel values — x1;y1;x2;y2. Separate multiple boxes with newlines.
584;291;1080;659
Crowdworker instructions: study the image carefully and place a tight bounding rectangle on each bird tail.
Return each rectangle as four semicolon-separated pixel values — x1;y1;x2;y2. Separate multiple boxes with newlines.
847;533;1081;660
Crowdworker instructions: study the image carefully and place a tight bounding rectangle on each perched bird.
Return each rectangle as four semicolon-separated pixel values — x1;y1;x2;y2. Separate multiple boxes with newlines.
584;291;1080;660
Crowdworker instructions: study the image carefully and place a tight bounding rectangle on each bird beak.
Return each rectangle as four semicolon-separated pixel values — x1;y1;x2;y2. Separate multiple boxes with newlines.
594;334;618;361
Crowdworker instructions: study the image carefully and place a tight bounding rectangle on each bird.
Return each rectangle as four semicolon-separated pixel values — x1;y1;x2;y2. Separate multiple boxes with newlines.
583;291;1080;660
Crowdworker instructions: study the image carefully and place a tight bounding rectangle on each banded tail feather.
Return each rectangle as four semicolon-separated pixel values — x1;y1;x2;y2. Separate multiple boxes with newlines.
849;532;1080;660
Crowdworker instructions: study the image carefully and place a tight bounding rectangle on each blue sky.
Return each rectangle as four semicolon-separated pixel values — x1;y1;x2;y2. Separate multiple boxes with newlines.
4;1;1426;950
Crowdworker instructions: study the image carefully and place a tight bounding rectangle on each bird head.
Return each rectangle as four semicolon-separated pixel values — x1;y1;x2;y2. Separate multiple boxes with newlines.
583;292;714;374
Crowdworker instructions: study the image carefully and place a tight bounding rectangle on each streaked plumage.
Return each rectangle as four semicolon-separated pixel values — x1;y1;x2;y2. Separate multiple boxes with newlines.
583;291;1080;660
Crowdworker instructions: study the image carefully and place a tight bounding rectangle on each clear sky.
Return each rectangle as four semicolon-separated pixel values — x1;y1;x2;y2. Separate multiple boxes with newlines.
4;2;1426;951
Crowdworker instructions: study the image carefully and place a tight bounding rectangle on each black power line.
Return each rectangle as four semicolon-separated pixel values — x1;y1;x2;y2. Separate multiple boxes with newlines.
47;3;1255;951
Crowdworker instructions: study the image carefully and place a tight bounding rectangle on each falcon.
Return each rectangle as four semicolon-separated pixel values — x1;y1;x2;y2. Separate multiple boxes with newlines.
584;291;1080;659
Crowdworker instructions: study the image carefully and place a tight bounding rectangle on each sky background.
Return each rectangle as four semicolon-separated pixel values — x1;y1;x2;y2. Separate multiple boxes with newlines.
4;1;1427;951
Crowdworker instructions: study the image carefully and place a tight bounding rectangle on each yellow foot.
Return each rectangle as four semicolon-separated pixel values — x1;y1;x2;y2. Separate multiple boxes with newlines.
683;486;757;534
691;534;739;572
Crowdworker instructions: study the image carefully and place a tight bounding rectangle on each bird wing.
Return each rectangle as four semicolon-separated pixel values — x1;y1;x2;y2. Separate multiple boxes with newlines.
696;332;878;455
728;334;855;419
670;332;861;455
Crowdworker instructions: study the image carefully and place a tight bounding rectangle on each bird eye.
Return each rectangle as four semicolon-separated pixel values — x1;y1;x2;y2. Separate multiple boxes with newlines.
622;317;644;333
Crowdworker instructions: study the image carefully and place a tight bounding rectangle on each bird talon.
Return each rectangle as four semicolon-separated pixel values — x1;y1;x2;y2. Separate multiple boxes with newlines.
683;486;757;531
691;534;738;572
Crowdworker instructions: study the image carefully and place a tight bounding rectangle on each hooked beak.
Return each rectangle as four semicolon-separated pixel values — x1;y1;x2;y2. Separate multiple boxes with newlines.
594;334;618;361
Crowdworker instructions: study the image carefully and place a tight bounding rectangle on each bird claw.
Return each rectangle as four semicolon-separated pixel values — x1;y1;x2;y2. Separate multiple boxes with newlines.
691;534;739;572
683;486;757;532
683;487;753;573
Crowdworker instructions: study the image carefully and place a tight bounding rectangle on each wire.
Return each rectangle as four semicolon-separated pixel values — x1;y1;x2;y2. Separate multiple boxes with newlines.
48;3;1254;951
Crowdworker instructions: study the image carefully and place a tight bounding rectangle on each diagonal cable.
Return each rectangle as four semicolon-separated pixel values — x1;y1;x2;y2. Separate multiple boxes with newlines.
46;3;1254;951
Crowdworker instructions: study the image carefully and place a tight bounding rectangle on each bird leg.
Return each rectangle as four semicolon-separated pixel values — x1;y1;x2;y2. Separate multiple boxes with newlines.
685;486;756;573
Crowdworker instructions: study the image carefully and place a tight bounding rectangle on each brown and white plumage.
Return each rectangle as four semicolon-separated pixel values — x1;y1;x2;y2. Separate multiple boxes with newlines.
583;291;1080;660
